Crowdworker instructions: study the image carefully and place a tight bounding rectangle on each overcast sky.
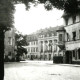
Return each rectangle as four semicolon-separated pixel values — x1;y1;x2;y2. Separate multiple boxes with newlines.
14;3;63;35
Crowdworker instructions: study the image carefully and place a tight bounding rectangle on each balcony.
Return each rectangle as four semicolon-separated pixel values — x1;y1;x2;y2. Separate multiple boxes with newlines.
65;40;80;50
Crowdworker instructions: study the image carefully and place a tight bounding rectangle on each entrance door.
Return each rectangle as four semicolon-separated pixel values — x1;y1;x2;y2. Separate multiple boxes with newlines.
31;55;33;60
65;51;72;64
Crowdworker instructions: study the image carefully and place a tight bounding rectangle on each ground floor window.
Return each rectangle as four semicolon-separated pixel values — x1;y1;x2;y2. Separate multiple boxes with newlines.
78;49;80;59
73;50;75;57
41;55;43;59
28;55;29;58
36;55;37;59
72;50;77;60
49;54;51;60
45;55;47;59
72;49;80;60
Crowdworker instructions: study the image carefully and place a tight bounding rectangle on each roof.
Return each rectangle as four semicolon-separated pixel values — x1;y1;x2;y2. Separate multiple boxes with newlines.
26;34;38;42
36;27;58;37
56;25;65;32
27;26;65;41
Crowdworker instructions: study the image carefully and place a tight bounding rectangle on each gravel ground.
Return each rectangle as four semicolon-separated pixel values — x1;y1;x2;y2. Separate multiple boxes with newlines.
4;60;80;80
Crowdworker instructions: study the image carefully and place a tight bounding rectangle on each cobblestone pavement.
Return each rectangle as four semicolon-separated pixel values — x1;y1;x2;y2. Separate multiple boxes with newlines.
4;60;80;80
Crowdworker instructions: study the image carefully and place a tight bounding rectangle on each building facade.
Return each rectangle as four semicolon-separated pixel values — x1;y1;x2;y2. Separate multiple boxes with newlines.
4;27;17;61
38;33;58;60
26;34;39;60
57;12;80;64
26;27;62;60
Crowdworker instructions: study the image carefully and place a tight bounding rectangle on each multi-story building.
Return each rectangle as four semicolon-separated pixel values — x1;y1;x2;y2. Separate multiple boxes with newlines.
26;27;62;60
38;30;58;60
26;34;39;60
57;12;80;64
4;27;17;61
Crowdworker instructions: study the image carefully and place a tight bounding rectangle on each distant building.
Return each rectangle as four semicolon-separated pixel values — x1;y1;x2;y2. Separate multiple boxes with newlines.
4;27;17;61
26;27;62;60
26;34;39;60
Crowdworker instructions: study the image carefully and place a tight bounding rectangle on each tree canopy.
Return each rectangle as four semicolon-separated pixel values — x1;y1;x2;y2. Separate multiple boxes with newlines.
16;0;80;13
15;32;28;47
0;0;15;31
15;32;28;55
0;0;80;31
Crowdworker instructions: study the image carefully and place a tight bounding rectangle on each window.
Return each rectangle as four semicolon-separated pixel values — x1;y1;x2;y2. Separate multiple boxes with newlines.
73;50;75;57
34;41;35;45
73;15;76;24
28;55;29;58
73;50;77;60
54;39;57;43
41;41;43;52
65;18;68;25
36;47;38;52
54;45;57;52
8;37;12;45
41;55;43;59
36;41;38;45
72;31;76;41
34;48;35;52
45;55;47;59
78;49;80;59
67;33;69;41
59;34;63;41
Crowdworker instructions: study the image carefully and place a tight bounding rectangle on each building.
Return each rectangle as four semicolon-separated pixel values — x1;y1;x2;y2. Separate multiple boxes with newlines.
57;12;80;64
26;34;39;60
4;27;17;61
26;27;62;60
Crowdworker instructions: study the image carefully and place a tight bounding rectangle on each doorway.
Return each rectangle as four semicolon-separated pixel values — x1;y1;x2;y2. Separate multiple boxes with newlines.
65;51;72;64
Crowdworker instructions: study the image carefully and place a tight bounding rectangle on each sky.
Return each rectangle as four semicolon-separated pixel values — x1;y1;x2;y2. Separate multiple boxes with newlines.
14;3;64;35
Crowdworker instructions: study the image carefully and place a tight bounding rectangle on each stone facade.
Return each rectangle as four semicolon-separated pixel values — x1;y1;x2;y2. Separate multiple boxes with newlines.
57;13;80;64
4;27;17;61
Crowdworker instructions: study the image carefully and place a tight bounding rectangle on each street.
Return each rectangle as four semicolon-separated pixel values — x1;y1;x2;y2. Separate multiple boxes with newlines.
4;60;80;80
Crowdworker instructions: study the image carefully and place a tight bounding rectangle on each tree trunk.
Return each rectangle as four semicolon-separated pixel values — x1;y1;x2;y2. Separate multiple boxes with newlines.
0;30;4;80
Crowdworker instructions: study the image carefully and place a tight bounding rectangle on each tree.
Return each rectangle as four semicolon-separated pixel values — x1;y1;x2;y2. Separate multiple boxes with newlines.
0;0;14;80
38;0;80;14
15;32;28;61
1;0;80;80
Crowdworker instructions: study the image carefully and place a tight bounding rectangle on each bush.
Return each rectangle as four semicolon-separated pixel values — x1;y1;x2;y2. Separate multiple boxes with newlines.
53;56;63;63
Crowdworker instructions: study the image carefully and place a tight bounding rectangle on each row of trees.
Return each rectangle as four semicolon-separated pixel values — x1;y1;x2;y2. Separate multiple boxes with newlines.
1;0;80;80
